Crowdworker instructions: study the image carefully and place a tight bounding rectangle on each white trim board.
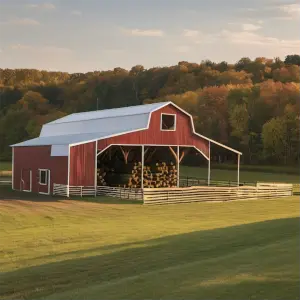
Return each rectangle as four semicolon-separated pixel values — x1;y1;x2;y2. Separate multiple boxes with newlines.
160;113;177;131
96;144;209;161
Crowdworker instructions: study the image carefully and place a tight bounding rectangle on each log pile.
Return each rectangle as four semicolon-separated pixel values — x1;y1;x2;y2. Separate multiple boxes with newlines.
128;161;177;188
128;162;142;188
97;168;107;186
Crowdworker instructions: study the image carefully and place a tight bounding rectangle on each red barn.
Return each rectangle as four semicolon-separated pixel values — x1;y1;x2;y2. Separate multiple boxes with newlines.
11;102;241;196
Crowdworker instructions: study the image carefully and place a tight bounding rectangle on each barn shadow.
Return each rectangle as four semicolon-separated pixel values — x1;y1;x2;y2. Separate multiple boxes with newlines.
0;185;142;204
1;217;299;299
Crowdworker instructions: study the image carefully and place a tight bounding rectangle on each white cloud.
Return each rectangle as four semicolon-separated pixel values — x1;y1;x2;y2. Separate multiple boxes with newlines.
278;3;300;16
242;23;262;31
27;3;55;9
10;44;72;54
2;18;40;26
71;10;82;16
183;30;199;37
122;28;164;37
220;30;299;49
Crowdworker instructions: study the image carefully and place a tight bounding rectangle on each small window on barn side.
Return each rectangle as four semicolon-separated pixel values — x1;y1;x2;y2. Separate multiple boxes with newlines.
161;114;176;131
39;169;48;185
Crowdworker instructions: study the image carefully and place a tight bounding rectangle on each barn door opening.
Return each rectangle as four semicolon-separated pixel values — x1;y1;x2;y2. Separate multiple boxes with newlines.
21;168;32;192
38;169;51;195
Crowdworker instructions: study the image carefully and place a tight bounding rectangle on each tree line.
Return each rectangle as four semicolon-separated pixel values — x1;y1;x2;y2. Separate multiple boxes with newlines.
0;54;299;165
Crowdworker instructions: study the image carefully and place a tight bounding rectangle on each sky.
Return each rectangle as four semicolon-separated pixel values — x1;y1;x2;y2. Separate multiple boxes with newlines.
0;0;300;73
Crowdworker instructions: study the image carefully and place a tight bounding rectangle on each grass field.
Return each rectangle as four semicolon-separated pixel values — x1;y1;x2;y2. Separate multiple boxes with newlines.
180;166;300;183
0;184;299;299
0;161;11;171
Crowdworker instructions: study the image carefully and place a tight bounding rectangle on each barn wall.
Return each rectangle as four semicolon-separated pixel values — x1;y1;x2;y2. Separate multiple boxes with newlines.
13;146;68;193
98;105;209;157
69;141;96;186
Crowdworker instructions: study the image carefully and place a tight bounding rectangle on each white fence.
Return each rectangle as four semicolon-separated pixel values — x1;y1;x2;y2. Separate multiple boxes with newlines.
53;183;143;200
97;186;143;200
53;182;293;205
143;183;293;205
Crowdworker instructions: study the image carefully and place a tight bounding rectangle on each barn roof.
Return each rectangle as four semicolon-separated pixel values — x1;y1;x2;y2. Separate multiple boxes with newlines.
11;101;242;155
11;102;169;147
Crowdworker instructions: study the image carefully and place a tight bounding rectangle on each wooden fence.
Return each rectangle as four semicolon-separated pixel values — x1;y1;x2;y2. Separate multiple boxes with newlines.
143;183;293;205
97;186;143;200
53;183;68;196
179;176;256;187
53;182;293;205
53;183;143;200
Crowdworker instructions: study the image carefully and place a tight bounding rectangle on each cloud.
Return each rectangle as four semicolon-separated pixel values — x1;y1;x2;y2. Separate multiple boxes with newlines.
122;28;164;37
1;18;40;26
278;3;300;17
220;30;299;49
242;23;262;31
27;3;55;9
183;30;199;37
10;44;72;54
71;10;82;16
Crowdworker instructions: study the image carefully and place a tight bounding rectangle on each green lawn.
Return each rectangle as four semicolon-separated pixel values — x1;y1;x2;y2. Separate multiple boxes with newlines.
180;165;300;183
0;161;11;171
0;187;299;299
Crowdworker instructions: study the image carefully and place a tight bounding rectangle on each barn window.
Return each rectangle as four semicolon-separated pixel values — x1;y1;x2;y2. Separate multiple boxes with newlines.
39;169;48;185
161;114;176;131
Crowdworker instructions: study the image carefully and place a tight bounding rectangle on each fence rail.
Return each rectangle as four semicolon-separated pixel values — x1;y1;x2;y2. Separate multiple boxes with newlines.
53;182;293;205
143;183;293;205
97;186;143;200
179;176;256;187
0;180;12;186
53;184;143;200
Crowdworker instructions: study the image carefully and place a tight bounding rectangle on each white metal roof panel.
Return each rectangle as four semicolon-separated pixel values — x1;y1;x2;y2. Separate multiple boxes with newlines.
47;102;169;124
11;130;138;147
40;113;149;137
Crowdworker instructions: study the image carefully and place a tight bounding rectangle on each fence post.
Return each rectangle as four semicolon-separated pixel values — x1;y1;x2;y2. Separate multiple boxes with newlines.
186;176;189;187
80;186;82;197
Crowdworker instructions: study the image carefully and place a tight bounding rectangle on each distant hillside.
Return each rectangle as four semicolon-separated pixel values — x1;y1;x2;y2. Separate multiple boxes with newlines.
0;54;299;165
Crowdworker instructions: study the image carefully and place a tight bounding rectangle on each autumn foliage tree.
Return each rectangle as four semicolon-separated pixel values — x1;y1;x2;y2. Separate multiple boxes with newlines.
0;55;299;165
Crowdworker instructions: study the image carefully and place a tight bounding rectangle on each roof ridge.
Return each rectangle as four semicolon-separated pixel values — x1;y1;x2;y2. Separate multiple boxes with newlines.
69;101;170;116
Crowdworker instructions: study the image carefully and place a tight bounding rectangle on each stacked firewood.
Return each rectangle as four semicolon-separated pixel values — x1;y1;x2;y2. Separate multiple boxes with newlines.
128;161;177;188
128;162;142;188
97;168;107;186
153;162;177;188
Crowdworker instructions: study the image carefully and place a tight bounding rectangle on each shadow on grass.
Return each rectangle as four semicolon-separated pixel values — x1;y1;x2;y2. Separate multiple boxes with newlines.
0;186;142;205
1;217;299;299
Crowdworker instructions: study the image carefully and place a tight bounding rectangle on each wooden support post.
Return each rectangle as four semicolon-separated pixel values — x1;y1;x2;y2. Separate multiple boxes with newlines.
208;141;211;186
168;146;177;161
119;146;132;164
237;154;240;187
95;141;97;197
177;145;180;187
141;145;144;189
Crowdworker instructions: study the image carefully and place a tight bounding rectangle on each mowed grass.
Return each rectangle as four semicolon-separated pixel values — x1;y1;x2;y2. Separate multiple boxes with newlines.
0;161;11;171
0;188;299;300
180;165;300;183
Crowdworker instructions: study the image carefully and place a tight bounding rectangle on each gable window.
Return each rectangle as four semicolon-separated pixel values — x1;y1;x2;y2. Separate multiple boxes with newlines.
39;169;48;185
161;114;176;131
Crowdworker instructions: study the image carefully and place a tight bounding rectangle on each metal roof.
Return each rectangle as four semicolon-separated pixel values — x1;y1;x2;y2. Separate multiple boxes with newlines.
11;101;242;155
47;102;169;124
11;102;169;147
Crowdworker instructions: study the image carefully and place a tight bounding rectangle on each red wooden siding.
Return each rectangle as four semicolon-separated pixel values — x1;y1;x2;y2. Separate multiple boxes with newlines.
21;169;31;191
69;141;96;186
13;146;68;193
98;105;209;157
